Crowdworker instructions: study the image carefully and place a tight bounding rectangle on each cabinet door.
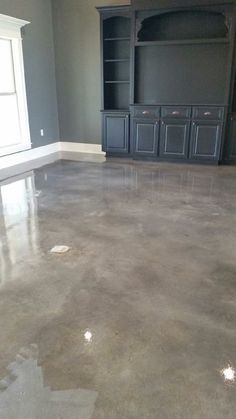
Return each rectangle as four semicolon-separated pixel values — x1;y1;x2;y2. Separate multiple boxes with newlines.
190;121;222;161
224;115;236;161
103;113;129;154
160;119;190;159
133;119;159;157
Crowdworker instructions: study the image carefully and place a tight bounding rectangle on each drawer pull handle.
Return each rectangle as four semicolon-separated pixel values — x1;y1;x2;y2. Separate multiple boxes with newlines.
204;112;211;116
172;111;180;115
142;111;149;115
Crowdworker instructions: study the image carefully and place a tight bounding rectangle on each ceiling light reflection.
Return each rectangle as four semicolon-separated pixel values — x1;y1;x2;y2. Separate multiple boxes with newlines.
84;330;93;344
221;365;235;383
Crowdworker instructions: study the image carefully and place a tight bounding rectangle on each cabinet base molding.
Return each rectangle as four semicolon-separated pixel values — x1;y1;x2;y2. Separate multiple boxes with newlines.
60;142;106;162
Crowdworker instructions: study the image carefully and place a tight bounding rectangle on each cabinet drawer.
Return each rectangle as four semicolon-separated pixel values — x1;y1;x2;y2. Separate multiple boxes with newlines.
132;106;160;119
192;107;224;120
161;106;191;119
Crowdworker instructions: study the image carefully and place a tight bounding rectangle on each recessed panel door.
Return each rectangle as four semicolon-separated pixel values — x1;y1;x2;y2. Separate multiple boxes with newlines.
160;119;190;159
190;121;222;161
133;119;159;157
103;113;129;154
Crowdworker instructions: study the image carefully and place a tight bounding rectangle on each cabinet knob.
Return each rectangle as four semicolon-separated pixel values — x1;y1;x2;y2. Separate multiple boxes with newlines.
142;110;149;115
172;111;180;115
204;112;211;116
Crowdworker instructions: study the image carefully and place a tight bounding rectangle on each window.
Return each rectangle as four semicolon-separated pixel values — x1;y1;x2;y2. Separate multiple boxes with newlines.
0;14;30;157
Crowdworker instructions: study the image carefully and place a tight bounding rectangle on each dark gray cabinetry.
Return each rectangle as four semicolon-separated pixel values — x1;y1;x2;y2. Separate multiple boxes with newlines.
224;114;236;162
98;6;131;157
192;106;224;121
131;105;224;161
103;113;129;154
160;119;190;159
98;3;235;164
133;119;159;157
190;121;222;161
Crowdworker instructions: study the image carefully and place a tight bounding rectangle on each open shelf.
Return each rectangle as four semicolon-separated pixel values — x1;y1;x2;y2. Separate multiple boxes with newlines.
100;110;130;114
105;81;130;84
135;43;229;105
136;10;229;43
103;15;130;39
103;14;131;111
104;82;130;110
135;37;229;47
104;37;130;41
104;58;129;62
104;60;130;82
104;39;130;60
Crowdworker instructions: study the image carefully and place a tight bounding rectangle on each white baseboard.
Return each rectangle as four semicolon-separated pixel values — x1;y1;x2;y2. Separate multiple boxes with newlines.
0;142;60;181
0;141;105;181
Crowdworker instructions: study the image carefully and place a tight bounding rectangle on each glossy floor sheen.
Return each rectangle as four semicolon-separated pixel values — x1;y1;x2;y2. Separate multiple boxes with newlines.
0;160;236;418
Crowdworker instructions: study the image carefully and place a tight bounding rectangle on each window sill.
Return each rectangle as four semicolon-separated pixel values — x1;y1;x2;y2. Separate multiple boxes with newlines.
0;144;32;158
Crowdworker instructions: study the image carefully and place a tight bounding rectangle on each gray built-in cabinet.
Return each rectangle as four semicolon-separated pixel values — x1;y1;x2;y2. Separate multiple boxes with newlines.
133;119;159;157
160;119;190;160
102;112;129;154
97;1;236;164
224;114;236;161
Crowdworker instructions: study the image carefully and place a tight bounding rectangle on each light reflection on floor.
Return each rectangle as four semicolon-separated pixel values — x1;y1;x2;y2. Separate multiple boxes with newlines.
0;345;97;419
0;173;39;284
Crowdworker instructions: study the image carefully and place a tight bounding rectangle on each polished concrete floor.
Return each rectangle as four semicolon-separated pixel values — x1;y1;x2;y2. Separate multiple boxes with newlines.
0;160;236;418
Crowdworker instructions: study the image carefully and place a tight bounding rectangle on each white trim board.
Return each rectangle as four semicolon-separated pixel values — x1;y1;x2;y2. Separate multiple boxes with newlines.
0;14;31;157
59;142;105;163
0;13;29;38
59;142;104;154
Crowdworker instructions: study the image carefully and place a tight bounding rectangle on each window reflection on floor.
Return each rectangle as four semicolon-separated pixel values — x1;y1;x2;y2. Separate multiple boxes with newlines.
0;173;39;283
0;344;97;419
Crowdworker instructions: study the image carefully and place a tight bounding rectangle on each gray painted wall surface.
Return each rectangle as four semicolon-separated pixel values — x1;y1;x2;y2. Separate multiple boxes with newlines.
0;0;59;148
52;0;130;144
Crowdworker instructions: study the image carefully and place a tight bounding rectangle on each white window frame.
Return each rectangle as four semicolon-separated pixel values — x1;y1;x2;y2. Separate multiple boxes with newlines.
0;14;31;157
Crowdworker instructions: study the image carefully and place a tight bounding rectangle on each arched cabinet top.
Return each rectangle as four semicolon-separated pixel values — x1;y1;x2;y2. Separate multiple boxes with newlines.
103;16;131;40
136;10;230;43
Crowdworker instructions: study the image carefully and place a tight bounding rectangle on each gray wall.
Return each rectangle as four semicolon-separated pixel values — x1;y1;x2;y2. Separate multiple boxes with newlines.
0;0;59;148
52;0;130;144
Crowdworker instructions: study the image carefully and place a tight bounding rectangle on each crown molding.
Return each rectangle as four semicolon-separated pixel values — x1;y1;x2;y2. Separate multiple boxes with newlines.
0;13;30;38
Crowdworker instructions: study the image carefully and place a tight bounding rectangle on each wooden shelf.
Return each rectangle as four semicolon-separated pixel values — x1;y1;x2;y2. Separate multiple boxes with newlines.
105;81;130;84
135;38;229;47
104;37;130;41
